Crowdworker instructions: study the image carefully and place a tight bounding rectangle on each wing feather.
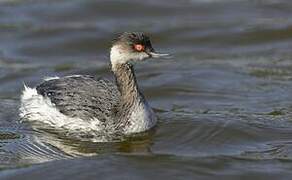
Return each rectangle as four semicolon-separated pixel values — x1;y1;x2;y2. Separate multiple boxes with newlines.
36;75;120;122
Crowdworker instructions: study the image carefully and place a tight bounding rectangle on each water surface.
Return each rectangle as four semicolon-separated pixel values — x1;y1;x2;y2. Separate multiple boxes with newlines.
1;0;292;179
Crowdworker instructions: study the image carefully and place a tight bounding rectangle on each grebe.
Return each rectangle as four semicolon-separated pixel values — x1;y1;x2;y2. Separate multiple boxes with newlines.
20;32;168;135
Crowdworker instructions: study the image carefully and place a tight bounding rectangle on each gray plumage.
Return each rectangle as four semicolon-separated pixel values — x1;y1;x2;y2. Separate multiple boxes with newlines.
36;75;120;123
35;63;144;131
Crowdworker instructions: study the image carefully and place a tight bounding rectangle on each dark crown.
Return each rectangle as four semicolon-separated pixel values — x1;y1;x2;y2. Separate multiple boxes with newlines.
114;32;154;51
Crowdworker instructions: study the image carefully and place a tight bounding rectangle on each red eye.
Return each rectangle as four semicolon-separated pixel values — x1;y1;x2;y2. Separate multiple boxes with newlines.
134;44;145;52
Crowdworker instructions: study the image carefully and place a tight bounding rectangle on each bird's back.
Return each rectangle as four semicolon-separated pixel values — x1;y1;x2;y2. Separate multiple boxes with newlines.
36;75;120;122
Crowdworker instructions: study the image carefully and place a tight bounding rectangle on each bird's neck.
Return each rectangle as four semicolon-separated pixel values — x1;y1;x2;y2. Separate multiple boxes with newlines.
112;63;142;105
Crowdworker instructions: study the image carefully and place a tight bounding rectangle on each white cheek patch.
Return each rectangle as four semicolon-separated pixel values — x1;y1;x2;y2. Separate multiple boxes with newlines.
110;45;127;65
110;45;149;68
136;52;149;61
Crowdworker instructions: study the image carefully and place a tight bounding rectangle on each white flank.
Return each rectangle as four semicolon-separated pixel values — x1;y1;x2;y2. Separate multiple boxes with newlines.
19;85;103;132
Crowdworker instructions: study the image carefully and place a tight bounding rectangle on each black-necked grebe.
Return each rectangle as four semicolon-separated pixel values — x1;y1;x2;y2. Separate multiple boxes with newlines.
20;32;168;135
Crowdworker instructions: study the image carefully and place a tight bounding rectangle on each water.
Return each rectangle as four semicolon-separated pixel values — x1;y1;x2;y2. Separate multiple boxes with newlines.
1;0;292;179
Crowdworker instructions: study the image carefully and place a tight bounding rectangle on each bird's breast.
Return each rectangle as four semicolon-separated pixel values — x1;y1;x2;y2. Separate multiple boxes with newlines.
123;101;157;134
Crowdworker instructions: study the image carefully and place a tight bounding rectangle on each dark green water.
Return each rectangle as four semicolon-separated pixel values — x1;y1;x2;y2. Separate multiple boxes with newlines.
1;0;292;179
